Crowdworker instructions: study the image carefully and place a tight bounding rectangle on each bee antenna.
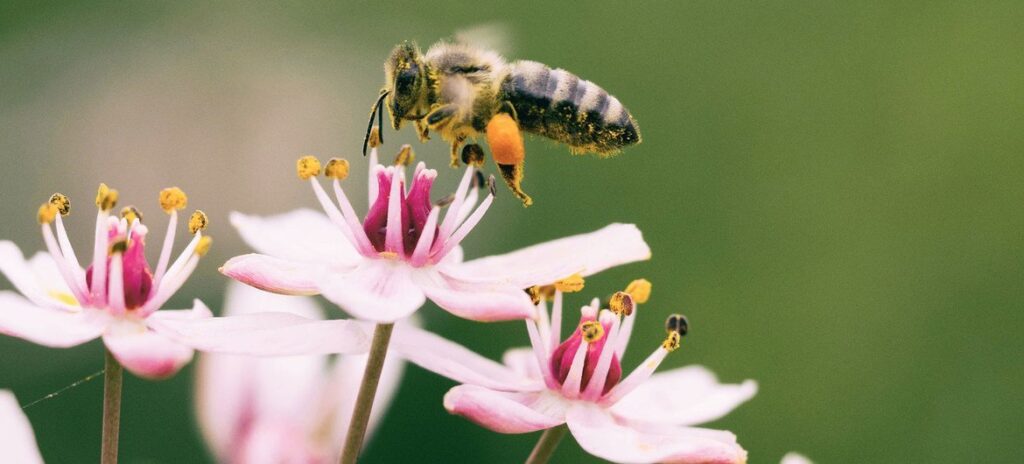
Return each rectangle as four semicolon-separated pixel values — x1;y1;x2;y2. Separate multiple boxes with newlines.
363;90;390;156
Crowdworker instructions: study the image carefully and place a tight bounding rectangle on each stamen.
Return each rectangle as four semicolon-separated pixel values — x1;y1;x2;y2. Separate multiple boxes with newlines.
49;193;70;216
560;337;589;398
625;278;652;304
331;180;376;254
580;321;604;343
368;127;382;149
40;221;88;305
188;210;208;234
325;158;350;180
460;143;486;168
393;145;415;166
158;187;188;213
663;313;688;352
526;319;559;389
554;273;585;293
435;185;493;259
609;291;634;316
410;207;440;266
549;290;563;356
94;183;118;211
432;166;476;255
583;311;622;399
120;206;142;224
107;249;126;316
37;203;58;224
90;209;110;302
194;236;213;257
296;155;322;180
434;193;455;208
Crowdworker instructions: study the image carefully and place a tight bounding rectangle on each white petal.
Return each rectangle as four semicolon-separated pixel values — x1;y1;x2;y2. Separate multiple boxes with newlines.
611;366;757;426
502;347;544;382
781;452;814;464
415;269;535;322
0;390;44;464
566;402;748;464
318;259;426;323
0;242;75;309
103;320;195;380
453;224;651;288
220;253;327;296
230;209;361;265
0;291;104;348
444;385;568;434
321;351;405;448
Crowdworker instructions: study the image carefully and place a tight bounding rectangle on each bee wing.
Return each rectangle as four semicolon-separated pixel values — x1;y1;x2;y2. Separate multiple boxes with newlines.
453;23;514;57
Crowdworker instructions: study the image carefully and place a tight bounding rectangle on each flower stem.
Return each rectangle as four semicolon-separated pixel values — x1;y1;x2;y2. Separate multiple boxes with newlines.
525;424;568;464
339;323;395;464
101;349;123;464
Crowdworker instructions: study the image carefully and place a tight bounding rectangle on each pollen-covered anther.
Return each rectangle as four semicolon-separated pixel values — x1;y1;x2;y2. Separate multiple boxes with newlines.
188;210;209;234
37;203;58;224
393;145;415;166
461;143;486;167
120;206;143;224
663;332;681;352
554;273;585;293
325;158;350;180
368;127;382;149
109;239;128;254
625;278;652;304
527;285;556;305
194;236;213;257
580;321;605;343
663;313;689;352
95;183;119;211
48;193;71;216
609;291;634;316
296;156;322;180
159;187;188;213
487;174;497;196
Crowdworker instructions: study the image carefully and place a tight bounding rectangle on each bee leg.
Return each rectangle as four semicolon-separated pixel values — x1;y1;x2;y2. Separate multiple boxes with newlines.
498;100;519;121
496;161;533;207
485;112;531;206
425;104;458;130
414;119;430;142
450;136;466;168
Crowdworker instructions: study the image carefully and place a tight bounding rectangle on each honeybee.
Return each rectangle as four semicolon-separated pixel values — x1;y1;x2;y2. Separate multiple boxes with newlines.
364;40;641;205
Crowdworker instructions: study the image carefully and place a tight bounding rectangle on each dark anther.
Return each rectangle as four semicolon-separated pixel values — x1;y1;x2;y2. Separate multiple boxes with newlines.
665;314;689;337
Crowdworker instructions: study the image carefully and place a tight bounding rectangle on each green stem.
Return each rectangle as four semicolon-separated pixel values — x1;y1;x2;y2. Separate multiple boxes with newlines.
525;424;569;464
339;323;395;464
101;349;123;464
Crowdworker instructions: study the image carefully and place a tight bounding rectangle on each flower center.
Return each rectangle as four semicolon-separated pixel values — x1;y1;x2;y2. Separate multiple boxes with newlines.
86;221;153;311
362;166;437;256
549;317;623;396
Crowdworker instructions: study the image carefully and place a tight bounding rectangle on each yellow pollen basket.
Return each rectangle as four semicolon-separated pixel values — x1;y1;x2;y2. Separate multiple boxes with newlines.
120;206;143;224
581;321;605;343
554;273;585;293
194;236;213;257
95;183;119;211
159;187;188;213
625;278;652;304
37;203;58;224
188;210;209;234
296;156;322;180
609;291;634;316
325;158;351;180
486;113;525;165
49;193;71;216
393;145;415;166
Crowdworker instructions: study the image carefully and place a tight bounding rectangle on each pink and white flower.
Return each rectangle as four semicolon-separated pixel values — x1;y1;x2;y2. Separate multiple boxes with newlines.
221;147;651;323
0;390;44;464
393;282;757;464
196;283;403;464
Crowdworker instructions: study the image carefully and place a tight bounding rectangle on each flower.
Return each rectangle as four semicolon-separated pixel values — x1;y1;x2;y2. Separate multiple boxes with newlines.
780;452;813;464
0;390;44;464
392;281;757;464
221;144;651;323
196;283;403;463
0;185;215;378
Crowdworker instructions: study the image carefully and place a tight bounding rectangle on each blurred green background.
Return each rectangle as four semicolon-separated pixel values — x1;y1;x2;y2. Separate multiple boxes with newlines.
1;1;1022;462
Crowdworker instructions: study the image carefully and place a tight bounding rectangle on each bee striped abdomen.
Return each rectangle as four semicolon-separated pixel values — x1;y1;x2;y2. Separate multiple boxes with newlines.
499;60;640;155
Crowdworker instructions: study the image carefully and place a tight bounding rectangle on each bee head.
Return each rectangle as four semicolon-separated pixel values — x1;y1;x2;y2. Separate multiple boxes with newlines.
385;41;427;129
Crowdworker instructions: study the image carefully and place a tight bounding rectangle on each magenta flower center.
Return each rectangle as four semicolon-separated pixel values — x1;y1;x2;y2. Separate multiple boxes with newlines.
86;228;153;310
363;168;437;256
549;316;623;395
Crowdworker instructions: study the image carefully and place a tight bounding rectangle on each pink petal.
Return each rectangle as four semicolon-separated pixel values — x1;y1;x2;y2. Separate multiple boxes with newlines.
0;291;104;348
318;259;425;322
502;347;544;382
322;351;406;448
781;452;814;464
103;321;195;380
452;224;651;288
0;390;44;464
391;323;541;392
220;253;324;296
565;403;748;464
230;209;361;265
443;384;568;434
0;242;76;310
610;366;757;427
416;269;535;322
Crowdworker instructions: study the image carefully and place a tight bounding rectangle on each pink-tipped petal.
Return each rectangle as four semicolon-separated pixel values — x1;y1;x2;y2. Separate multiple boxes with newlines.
415;270;535;322
391;324;541;392
0;291;104;348
611;366;758;427
565;403;748;464
220;253;327;296
453;224;651;288
444;385;568;434
230;209;361;266
103;321;195;379
318;260;425;323
0;391;44;464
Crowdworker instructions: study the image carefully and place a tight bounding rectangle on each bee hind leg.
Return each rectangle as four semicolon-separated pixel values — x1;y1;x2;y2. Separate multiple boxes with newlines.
485;112;532;206
496;162;533;207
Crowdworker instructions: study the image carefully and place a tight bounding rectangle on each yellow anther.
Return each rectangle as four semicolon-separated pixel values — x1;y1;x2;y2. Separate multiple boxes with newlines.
527;285;556;305
120;206;143;224
188;210;209;234
109;239;128;254
325;158;351;180
368;127;382;149
378;251;399;260
580;321;605;343
194;236;213;257
37;203;58;224
296;156;322;180
609;291;634;316
394;145;415;166
95;183;119;211
554;273;585;293
49;193;70;216
159;187;188;213
662;332;681;352
624;279;652;304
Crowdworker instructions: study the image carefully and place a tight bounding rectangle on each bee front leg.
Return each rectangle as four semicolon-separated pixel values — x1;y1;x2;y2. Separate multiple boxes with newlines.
450;136;466;168
414;119;430;142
